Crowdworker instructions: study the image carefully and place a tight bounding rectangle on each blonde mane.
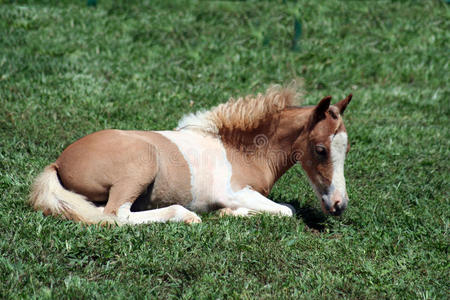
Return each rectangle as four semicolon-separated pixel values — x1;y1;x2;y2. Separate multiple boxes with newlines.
177;84;303;138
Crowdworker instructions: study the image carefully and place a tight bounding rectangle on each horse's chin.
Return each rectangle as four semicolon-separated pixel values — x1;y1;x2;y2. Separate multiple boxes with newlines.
329;209;344;216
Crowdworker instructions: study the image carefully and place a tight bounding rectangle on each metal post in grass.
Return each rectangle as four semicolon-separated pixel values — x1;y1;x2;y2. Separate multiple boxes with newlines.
87;0;97;7
291;18;302;51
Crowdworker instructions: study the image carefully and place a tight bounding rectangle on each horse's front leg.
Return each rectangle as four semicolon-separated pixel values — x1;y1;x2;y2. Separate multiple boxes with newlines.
217;207;258;217
220;187;295;217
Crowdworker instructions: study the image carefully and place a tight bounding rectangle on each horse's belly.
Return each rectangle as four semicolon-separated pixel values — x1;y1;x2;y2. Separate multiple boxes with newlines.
157;130;234;212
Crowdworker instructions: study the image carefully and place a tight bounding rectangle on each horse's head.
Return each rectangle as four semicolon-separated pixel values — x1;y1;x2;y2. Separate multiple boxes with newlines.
292;94;352;216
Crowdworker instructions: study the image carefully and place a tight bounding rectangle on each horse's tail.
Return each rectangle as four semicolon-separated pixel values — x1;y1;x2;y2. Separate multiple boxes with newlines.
29;163;120;225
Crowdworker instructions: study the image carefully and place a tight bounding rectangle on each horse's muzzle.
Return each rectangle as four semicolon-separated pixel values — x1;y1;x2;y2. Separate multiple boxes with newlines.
328;201;347;216
321;189;348;216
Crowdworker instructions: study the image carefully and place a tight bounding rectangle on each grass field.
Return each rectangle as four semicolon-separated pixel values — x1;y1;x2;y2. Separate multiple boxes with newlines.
1;0;449;298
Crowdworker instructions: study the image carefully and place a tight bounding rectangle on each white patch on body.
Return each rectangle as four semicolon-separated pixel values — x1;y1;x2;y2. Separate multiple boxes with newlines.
330;132;348;200
158;129;293;216
158;130;234;212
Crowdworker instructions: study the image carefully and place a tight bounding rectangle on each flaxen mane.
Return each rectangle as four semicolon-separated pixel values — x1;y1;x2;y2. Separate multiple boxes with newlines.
177;84;303;142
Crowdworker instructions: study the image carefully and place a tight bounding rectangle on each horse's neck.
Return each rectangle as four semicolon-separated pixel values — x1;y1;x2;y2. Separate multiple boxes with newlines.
227;108;311;192
266;129;306;183
267;108;310;185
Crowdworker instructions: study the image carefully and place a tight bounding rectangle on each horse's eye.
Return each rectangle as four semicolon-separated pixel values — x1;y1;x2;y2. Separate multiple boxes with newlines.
315;145;327;156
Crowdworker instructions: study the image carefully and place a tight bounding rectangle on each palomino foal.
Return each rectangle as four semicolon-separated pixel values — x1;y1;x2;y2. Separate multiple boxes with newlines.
30;87;352;225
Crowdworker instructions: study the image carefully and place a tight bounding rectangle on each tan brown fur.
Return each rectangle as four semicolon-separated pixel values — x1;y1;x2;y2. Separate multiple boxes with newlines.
30;130;193;225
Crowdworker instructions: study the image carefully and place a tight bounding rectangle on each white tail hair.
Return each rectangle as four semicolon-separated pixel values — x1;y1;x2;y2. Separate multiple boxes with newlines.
29;164;120;225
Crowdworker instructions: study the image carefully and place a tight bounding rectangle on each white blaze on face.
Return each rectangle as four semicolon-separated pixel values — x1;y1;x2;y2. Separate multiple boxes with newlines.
329;131;348;207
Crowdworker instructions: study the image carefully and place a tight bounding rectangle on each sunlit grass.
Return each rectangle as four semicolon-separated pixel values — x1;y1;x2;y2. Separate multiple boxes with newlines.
0;0;448;298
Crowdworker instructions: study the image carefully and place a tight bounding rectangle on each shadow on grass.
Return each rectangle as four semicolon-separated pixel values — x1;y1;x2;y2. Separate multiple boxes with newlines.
290;201;329;232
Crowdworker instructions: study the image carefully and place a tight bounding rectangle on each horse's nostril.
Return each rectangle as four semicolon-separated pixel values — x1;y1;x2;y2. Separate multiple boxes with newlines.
334;200;341;209
328;201;341;216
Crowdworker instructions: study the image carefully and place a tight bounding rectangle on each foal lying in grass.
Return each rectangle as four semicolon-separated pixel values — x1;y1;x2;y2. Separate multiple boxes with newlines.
30;86;352;225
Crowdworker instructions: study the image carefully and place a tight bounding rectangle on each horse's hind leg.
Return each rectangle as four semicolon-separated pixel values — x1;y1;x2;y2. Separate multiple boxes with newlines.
103;145;159;216
117;203;201;224
102;181;150;216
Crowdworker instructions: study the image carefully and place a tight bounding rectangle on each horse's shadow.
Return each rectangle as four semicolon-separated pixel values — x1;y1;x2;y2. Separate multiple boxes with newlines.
289;201;329;232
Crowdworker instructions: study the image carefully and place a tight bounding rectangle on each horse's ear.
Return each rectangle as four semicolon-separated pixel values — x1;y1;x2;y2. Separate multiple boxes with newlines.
335;94;352;115
310;96;332;127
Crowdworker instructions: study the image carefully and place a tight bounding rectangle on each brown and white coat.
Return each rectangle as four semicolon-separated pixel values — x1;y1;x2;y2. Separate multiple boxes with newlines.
30;86;352;225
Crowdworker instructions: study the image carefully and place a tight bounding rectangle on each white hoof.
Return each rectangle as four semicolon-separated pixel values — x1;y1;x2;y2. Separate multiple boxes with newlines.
184;213;202;224
171;205;202;224
117;202;132;221
280;203;295;216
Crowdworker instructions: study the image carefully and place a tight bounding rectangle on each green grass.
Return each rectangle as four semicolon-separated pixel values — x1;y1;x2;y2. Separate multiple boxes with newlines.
1;0;449;298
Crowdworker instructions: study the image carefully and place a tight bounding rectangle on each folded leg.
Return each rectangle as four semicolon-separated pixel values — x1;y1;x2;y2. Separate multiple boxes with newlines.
217;207;257;217
222;187;294;217
117;203;201;224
